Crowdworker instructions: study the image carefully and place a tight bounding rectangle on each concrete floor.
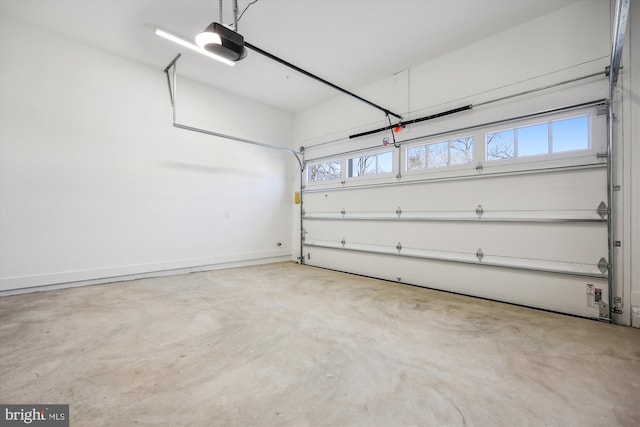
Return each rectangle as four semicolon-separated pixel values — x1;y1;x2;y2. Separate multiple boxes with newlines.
1;262;639;426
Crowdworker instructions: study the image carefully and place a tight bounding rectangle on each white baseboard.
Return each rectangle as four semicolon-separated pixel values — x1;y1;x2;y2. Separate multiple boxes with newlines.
0;250;292;296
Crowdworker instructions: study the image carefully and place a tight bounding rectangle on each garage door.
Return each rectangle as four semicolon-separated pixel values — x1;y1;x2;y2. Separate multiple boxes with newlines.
301;101;610;320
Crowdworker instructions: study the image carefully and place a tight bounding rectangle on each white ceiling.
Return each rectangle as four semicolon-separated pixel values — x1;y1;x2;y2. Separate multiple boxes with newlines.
0;0;579;114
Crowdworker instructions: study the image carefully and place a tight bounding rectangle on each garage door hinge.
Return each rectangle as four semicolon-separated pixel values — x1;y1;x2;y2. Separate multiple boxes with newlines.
301;209;306;217
341;208;346;217
475;205;484;218
396;242;402;253
341;238;346;247
597;257;609;275
475;162;483;173
596;152;608;161
599;301;610;320
396;207;402;217
476;248;484;262
596;104;608;116
597;201;609;219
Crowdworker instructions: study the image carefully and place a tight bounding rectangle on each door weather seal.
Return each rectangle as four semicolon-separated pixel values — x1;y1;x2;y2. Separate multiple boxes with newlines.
605;0;630;323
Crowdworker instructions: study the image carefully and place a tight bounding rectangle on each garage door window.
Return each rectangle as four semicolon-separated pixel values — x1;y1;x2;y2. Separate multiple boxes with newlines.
348;151;394;177
406;136;474;171
486;115;590;161
307;160;342;183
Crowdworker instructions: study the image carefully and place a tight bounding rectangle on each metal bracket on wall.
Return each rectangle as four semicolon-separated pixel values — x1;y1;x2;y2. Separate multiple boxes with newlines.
476;248;484;262
599;301;610;320
596;104;609;116
597;257;609;275
597;201;609;219
161;54;304;170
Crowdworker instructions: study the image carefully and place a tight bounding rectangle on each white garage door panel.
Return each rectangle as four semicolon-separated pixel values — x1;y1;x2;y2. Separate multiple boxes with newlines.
305;247;608;319
304;167;606;220
302;105;608;320
304;220;606;266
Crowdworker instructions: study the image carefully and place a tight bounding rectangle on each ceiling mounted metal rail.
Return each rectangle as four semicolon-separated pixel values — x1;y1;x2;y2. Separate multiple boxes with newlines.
609;0;630;87
244;42;403;121
162;54;303;171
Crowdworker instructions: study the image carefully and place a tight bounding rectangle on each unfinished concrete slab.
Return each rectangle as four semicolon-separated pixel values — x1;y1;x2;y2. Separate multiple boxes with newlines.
1;262;639;426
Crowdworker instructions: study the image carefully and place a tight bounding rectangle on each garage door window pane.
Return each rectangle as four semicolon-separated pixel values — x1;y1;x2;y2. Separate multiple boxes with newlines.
407;145;426;171
487;114;591;162
552;115;589;153
427;141;448;168
348;151;393;177
308;161;341;183
518;123;549;157
406;136;474;172
487;129;515;161
377;151;393;173
449;137;474;165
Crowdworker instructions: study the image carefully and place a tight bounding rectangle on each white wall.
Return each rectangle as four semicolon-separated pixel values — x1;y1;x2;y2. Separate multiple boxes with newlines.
295;1;611;144
0;14;297;292
293;1;640;325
